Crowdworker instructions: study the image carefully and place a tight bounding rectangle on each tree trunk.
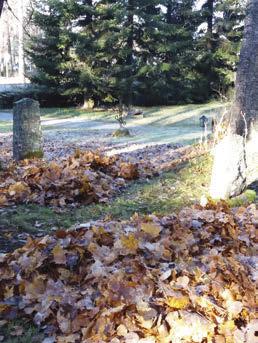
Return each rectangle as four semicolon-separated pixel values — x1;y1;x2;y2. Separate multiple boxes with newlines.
18;0;25;83
210;0;258;199
7;22;14;76
231;0;258;136
166;2;172;24
206;0;214;51
0;0;5;17
125;0;134;108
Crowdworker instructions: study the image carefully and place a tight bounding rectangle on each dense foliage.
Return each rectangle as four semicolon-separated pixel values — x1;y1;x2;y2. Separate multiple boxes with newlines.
27;0;245;107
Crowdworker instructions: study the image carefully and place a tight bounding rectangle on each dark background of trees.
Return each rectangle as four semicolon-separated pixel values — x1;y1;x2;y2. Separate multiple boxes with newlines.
21;0;246;107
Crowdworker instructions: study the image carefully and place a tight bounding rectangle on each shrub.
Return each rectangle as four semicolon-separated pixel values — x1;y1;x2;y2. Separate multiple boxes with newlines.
0;85;81;109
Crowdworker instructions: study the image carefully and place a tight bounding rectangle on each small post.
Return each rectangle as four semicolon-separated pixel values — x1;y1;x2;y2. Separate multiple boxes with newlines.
199;115;209;143
211;117;217;133
13;98;43;161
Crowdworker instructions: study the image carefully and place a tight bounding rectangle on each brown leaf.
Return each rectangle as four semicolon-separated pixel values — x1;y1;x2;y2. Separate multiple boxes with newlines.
53;244;67;264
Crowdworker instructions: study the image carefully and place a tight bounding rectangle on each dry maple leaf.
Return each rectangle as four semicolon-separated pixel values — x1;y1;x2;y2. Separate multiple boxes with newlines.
120;234;139;253
141;223;161;238
119;162;139;180
165;295;190;309
52;245;67;265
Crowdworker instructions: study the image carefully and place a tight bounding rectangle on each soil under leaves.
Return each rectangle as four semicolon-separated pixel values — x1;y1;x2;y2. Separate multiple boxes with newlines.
0;201;257;342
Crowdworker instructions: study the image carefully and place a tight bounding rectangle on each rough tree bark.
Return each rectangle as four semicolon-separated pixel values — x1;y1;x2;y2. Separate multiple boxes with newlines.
210;0;258;199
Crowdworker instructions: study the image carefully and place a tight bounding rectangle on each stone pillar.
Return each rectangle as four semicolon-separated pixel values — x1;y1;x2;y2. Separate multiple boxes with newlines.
13;98;43;161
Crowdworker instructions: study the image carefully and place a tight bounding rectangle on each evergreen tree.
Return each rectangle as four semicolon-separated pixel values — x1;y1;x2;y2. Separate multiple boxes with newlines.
196;0;245;100
92;0;139;108
27;0;246;107
69;0;98;107
136;0;200;105
134;1;165;105
28;0;78;105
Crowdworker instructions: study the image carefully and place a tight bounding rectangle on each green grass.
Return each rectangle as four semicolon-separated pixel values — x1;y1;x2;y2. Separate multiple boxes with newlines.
39;102;226;123
0;121;11;132
0;103;227;148
0;319;44;343
0;155;212;235
40;107;110;120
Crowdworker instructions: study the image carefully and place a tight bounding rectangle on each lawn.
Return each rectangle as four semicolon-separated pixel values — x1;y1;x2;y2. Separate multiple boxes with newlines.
0;102;226;147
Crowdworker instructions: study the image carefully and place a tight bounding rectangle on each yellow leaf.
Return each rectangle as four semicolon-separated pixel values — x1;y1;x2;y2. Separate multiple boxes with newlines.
219;320;236;336
121;234;138;252
166;296;189;309
214;335;226;343
141;223;161;237
4;286;14;299
88;242;98;254
25;276;46;298
0;195;7;206
53;244;66;264
8;182;30;197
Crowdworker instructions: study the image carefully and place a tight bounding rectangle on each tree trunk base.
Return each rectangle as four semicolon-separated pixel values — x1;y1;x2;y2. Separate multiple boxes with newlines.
209;131;258;199
210;134;246;199
112;128;131;137
82;99;94;110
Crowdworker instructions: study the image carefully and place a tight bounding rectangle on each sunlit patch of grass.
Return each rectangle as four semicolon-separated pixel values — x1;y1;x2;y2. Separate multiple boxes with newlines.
40;102;226;124
0;103;227;147
40;107;111;120
0;121;12;133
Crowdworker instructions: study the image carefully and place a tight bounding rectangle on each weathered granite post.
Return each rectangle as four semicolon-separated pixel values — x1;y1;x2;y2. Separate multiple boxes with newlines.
13;98;43;161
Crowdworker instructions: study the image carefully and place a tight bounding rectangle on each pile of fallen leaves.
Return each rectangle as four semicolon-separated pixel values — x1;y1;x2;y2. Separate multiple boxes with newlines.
0;202;257;342
0;151;143;207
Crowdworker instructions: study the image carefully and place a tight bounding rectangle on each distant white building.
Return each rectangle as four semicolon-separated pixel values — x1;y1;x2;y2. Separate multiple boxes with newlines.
0;0;30;87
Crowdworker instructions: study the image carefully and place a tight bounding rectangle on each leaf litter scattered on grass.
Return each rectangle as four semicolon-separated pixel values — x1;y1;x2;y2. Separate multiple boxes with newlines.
0;150;148;208
0;140;210;209
0;201;257;342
